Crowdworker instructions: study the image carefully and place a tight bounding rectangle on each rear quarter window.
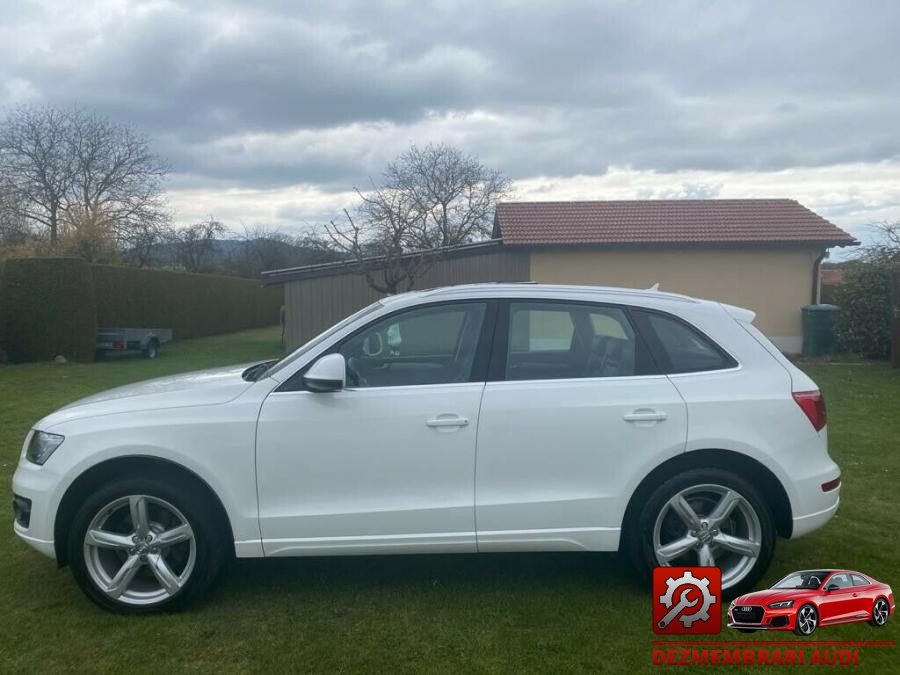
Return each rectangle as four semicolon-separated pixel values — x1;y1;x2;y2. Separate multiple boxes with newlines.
633;310;737;374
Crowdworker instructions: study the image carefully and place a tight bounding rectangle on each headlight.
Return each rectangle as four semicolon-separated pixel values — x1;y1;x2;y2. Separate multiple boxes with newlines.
26;431;65;465
767;600;795;609
730;599;736;607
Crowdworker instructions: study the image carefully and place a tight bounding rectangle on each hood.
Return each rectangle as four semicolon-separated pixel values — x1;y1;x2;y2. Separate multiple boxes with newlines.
733;588;815;607
37;363;258;429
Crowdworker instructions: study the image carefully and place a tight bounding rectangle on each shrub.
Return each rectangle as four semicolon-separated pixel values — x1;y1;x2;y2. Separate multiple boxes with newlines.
833;263;893;359
0;257;97;362
91;265;281;340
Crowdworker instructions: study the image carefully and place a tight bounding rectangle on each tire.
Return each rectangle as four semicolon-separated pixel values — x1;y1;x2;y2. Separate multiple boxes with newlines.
626;467;776;597
67;475;224;613
868;597;890;627
143;339;159;359
793;603;818;636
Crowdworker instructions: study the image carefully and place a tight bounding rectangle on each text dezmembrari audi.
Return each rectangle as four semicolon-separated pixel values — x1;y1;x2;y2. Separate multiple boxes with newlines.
12;284;841;612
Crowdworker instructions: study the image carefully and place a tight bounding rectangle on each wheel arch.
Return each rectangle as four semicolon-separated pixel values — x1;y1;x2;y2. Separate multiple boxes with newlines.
54;455;235;566
622;449;793;540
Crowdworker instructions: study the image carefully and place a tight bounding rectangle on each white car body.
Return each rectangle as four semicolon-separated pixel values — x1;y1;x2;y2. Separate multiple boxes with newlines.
12;284;840;590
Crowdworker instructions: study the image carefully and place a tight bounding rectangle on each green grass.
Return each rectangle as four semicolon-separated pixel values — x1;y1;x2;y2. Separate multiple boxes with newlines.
1;331;899;673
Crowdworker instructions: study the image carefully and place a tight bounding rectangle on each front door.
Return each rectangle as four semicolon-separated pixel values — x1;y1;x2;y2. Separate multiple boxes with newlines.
256;301;492;555
475;300;687;551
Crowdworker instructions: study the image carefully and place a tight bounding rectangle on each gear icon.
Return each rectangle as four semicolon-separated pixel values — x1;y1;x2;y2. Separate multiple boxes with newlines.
658;570;717;627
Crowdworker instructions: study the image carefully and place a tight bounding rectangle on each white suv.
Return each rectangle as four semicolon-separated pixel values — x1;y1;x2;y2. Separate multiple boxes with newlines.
12;284;841;612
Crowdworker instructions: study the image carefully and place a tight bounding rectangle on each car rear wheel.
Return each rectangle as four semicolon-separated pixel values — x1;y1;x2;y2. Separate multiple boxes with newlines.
67;476;224;613
869;598;890;627
628;468;775;596
794;603;818;636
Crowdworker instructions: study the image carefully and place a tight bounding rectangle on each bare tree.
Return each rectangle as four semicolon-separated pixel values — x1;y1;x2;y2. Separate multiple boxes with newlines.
325;186;431;294
167;218;225;273
66;111;170;250
323;143;510;294
0;104;171;251
859;221;900;264
385;143;512;248
0;105;75;244
0;182;35;247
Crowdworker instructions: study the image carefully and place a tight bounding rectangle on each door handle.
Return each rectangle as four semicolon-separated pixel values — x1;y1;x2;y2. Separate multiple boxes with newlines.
426;415;469;428
623;410;668;422
853;593;859;597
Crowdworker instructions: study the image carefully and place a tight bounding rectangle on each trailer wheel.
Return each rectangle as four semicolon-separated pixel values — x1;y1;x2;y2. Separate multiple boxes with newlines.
143;339;159;359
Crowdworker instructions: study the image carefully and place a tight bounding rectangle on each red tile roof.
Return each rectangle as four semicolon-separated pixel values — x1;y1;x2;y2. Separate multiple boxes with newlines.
494;199;857;247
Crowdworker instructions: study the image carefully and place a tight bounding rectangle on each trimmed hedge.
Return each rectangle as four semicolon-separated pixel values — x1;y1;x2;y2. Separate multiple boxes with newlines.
0;259;282;363
92;265;282;340
0;258;97;363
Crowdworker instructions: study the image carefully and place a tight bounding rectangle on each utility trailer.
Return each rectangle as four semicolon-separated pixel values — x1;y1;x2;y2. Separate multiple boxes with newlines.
95;328;173;359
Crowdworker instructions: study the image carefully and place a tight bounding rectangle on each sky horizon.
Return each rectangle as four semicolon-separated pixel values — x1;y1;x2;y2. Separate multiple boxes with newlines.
2;0;898;259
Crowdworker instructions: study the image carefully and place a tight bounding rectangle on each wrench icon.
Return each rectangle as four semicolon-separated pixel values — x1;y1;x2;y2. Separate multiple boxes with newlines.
657;588;698;629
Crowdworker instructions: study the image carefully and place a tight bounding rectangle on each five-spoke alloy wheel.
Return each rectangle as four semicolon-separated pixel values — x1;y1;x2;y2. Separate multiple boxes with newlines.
628;467;775;596
68;475;224;613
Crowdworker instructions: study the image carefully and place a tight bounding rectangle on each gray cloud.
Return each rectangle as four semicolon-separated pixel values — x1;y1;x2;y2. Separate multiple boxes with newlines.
0;0;898;225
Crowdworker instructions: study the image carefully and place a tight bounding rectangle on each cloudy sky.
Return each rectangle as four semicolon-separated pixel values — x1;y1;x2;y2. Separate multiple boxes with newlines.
2;0;898;255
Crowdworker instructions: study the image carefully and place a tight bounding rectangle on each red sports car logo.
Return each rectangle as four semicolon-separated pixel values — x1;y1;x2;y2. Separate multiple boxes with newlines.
728;569;894;636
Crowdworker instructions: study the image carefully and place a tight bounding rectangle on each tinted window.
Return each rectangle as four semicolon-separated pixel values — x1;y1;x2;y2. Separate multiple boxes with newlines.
772;571;831;589
852;574;871;587
827;573;852;589
636;311;735;374
506;302;644;380
338;303;486;388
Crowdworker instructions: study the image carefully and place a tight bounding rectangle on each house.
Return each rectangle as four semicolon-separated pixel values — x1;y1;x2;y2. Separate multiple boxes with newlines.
262;199;856;353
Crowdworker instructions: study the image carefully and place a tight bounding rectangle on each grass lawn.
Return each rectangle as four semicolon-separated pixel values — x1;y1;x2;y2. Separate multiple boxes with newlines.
1;326;898;673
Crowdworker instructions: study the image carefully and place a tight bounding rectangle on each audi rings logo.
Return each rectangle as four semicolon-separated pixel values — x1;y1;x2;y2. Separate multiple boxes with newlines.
653;567;722;635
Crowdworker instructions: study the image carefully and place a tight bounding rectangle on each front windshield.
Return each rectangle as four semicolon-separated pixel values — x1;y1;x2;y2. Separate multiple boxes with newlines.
771;571;831;590
263;300;383;379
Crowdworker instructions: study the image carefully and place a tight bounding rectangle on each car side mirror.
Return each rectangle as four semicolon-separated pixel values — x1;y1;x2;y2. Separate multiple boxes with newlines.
303;354;346;392
825;584;840;592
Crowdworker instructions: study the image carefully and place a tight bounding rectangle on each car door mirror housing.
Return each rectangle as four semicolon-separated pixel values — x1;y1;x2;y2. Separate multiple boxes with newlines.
825;583;840;592
303;354;346;392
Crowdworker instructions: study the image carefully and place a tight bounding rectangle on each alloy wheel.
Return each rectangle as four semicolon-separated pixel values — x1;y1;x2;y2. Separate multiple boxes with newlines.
873;599;889;625
797;605;818;635
82;495;196;606
652;483;762;590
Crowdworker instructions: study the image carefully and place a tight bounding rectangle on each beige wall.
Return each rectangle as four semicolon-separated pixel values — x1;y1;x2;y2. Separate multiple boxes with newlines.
529;247;824;352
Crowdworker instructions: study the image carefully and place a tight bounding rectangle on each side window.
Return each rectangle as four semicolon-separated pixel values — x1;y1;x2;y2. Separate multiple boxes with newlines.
505;302;643;380
634;310;736;374
852;574;871;587
338;303;486;388
828;573;852;589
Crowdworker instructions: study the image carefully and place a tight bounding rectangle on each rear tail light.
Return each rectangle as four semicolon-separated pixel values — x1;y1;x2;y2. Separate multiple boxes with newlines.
793;390;827;431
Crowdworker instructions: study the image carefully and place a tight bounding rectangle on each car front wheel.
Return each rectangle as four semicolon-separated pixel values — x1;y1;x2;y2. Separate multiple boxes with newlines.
794;603;818;636
629;468;775;596
67;476;224;613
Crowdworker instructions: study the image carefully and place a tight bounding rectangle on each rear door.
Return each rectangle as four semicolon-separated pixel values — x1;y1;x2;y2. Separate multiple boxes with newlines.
474;300;687;551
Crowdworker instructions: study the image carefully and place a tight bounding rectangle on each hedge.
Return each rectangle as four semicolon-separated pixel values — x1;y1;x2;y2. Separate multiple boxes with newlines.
833;263;892;359
0;259;282;363
0;258;97;363
91;265;282;340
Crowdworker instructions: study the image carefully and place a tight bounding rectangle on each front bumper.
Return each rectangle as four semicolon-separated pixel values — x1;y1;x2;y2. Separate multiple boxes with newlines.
11;455;62;560
728;607;796;631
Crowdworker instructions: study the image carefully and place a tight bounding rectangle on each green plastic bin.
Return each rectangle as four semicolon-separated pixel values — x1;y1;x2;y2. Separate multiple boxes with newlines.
802;304;839;357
